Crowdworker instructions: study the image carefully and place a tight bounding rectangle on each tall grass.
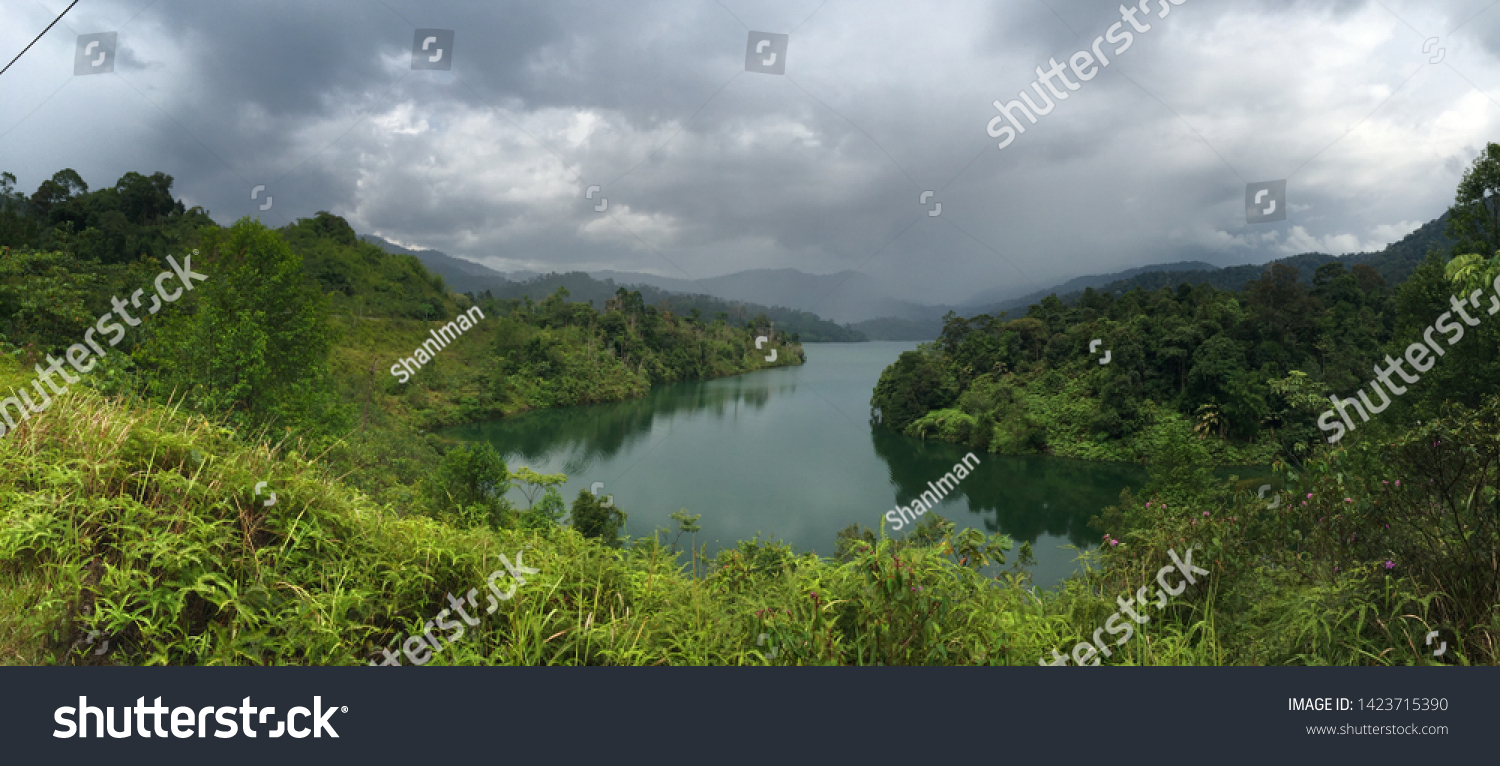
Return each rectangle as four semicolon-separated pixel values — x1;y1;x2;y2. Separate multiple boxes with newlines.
0;355;1487;666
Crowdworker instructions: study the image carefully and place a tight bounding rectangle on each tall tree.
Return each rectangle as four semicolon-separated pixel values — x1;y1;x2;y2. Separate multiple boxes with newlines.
137;217;347;434
1446;142;1500;260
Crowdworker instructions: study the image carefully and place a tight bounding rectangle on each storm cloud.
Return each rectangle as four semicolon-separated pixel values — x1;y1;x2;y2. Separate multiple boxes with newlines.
3;0;1498;306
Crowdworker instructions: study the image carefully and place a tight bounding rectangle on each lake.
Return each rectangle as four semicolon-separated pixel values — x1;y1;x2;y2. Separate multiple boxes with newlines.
437;341;1156;588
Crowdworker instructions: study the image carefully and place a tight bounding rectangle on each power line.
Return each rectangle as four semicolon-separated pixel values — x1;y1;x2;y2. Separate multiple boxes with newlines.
0;0;81;78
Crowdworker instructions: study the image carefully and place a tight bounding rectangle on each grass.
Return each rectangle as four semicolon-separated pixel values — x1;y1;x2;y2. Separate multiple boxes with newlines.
0;352;1479;666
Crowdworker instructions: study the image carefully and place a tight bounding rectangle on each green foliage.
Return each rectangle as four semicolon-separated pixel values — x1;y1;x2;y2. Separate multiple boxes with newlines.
0;350;1488;667
282;212;453;320
423;442;512;529
2;162;1492;669
518;488;568;531
512;466;566;509
1445;142;1500;259
870;346;957;431
134;218;348;436
569;489;626;548
872;249;1412;465
461;270;863;342
1;168;210;263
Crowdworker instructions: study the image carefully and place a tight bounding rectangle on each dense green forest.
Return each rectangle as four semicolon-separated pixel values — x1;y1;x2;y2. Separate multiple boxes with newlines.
444;268;865;343
871;259;1396;464
1;146;1498;668
871;148;1500;469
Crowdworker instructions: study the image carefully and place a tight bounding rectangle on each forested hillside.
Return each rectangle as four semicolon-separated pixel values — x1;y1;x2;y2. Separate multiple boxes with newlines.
978;216;1457;317
2;150;1498;670
464;271;865;342
363;236;867;342
0;167;802;517
871;154;1496;468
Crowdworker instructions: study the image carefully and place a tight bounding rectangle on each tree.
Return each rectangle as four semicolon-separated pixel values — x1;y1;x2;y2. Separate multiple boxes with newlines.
137;217;347;434
29;168;88;224
668;509;703;577
1187;334;1267;439
870;348;956;430
519;487;568;530
512;466;566;508
570;489;626;547
1446;142;1500;259
1266;370;1330;460
425;443;513;529
0;172;40;246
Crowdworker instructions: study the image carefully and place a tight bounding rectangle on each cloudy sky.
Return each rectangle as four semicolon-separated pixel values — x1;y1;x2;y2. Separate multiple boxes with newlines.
2;0;1498;305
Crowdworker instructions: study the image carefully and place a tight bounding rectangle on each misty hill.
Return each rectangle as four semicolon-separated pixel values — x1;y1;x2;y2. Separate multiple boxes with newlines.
362;236;937;336
360;235;546;286
961;261;1219;310
362;236;865;342
471;271;865;343
973;215;1456;317
591;268;947;326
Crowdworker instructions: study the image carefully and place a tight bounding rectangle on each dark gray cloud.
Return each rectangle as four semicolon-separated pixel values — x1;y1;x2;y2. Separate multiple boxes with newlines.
2;0;1498;306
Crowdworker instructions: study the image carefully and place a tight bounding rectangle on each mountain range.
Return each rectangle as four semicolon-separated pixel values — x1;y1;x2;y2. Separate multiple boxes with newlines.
361;211;1457;342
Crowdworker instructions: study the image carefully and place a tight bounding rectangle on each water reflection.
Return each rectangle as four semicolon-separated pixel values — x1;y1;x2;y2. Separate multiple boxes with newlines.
439;377;795;477
870;426;1147;548
437;342;1155;588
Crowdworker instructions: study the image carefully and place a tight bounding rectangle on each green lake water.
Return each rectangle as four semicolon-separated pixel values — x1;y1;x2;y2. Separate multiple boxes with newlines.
438;341;1163;588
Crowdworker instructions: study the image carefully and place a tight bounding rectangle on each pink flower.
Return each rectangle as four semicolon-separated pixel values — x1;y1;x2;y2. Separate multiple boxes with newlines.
1344;498;1353;503
1109;539;1118;546
1306;493;1313;499
1203;511;1210;517
1395;481;1401;486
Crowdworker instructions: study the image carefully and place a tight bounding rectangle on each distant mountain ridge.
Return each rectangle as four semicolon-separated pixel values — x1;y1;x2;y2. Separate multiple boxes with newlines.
362;209;1455;343
359;236;539;283
961;261;1218;309
971;214;1455;317
360;236;864;342
591;268;948;326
